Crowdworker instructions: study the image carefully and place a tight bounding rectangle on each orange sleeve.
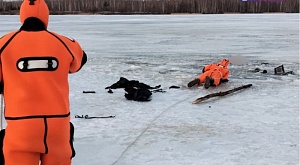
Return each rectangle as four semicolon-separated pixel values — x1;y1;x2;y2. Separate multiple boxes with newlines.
57;35;87;73
68;39;87;73
0;35;7;82
221;68;229;80
203;64;213;72
0;36;4;83
0;34;8;92
0;32;18;82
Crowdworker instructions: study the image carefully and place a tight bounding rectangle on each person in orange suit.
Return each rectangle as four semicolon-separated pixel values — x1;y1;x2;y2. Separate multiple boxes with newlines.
188;59;230;89
0;0;87;164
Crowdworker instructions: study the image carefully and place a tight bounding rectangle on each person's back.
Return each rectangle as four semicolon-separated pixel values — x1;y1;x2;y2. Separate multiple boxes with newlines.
202;59;229;79
0;0;87;164
1;20;85;117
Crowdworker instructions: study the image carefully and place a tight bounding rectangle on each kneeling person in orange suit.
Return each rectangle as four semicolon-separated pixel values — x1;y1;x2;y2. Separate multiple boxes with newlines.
0;0;87;165
188;59;230;89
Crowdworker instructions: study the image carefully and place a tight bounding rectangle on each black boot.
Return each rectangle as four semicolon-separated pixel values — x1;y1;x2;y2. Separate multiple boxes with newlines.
187;78;200;87
204;76;214;89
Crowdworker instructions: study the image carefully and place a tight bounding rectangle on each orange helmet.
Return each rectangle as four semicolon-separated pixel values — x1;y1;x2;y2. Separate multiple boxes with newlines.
219;59;229;67
20;0;49;28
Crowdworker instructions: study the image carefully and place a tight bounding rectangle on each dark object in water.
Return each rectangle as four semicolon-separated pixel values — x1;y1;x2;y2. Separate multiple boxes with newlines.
261;62;269;65
254;68;260;72
283;71;295;75
274;65;285;75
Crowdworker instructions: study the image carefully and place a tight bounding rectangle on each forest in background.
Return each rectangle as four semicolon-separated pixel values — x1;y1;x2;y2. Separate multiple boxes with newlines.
0;0;299;15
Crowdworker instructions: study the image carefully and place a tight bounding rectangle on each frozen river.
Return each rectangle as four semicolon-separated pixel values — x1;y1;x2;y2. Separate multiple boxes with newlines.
0;13;299;165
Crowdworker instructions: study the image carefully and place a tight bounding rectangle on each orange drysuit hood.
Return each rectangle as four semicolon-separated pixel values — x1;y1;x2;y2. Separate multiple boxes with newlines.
20;0;49;28
220;59;229;67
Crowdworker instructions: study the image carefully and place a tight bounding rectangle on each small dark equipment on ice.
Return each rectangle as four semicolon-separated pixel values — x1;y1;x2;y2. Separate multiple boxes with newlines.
83;91;96;93
274;65;285;75
75;115;115;119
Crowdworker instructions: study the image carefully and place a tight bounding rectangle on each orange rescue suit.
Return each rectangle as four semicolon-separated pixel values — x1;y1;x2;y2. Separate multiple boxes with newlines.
198;59;230;86
0;0;86;164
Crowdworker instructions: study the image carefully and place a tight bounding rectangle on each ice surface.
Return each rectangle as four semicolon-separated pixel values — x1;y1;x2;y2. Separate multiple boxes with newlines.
0;14;299;165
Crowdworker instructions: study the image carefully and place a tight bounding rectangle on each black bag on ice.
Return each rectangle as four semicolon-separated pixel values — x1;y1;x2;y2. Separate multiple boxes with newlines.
125;87;152;102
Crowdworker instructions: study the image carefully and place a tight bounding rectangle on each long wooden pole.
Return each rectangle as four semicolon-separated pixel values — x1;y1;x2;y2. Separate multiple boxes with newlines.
192;84;252;104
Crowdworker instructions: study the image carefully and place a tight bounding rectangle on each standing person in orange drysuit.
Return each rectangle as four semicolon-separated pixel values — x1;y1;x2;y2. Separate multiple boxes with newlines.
0;0;87;164
187;59;230;89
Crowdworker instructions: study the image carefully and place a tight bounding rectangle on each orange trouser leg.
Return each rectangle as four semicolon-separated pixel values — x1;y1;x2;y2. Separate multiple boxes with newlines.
210;69;222;86
198;71;211;83
4;151;40;165
4;118;72;165
198;70;222;86
4;119;45;165
41;152;72;165
40;118;72;165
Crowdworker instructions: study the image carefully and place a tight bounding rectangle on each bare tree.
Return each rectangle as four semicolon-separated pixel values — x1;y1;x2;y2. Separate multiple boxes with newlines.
1;0;299;14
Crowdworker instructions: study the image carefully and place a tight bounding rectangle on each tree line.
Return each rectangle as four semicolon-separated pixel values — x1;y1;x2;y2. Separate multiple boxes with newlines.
0;0;298;14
